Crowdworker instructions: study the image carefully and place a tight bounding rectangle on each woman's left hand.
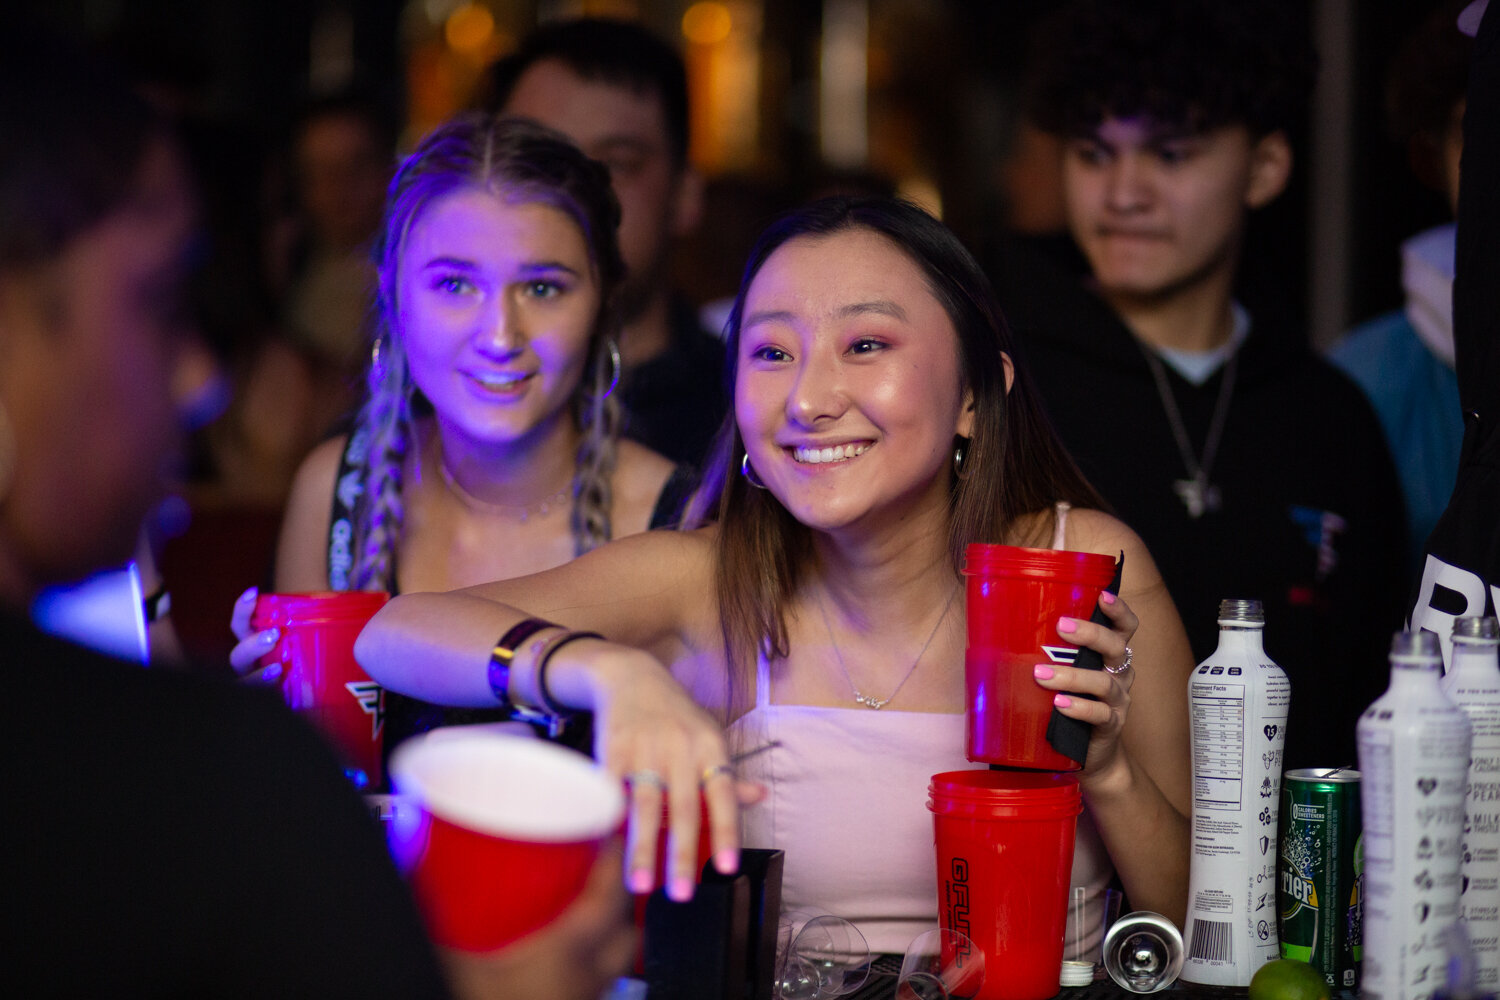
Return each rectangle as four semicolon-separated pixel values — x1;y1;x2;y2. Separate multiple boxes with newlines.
1029;590;1140;781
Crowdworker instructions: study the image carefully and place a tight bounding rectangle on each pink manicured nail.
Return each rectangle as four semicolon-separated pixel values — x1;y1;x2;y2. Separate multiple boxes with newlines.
669;876;694;902
715;849;739;874
1033;664;1056;680
1101;591;1117;605
628;869;654;894
1056;617;1077;634
1054;694;1073;708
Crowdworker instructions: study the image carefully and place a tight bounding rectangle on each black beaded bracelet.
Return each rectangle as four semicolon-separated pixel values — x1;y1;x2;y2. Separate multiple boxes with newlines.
532;630;604;718
488;617;559;707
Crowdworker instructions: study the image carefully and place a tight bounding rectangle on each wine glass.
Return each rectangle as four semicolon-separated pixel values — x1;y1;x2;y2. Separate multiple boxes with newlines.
775;911;872;999
1101;911;1184;993
896;928;985;999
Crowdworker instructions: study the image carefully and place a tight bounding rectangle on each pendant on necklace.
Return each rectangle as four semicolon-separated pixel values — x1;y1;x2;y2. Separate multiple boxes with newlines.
1173;476;1222;519
853;691;889;710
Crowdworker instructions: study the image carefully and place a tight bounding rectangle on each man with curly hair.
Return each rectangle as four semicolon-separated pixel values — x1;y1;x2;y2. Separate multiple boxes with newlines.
995;0;1408;770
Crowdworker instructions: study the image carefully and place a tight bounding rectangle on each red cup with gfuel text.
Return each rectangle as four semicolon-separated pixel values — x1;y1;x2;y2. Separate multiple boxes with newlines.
251;591;389;788
389;729;626;952
962;544;1115;770
929;769;1081;1000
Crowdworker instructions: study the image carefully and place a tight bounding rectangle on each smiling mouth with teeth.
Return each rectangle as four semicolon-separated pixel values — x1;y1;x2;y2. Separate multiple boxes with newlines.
792;443;870;465
471;371;532;390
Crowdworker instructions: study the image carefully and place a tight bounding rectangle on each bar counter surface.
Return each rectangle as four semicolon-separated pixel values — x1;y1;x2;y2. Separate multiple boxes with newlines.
840;957;1358;1000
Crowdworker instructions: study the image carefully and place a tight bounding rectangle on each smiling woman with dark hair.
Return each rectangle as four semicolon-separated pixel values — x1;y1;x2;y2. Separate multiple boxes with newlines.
358;195;1197;950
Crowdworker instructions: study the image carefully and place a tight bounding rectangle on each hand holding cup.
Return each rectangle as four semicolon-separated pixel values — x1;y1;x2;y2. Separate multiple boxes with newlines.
229;586;281;682
1030;590;1141;781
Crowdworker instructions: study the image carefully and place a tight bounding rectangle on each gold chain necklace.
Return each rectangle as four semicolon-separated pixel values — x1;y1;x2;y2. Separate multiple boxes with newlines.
436;448;571;524
815;583;960;709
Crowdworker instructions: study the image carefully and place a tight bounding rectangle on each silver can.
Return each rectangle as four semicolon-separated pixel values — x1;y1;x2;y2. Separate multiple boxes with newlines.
1103;911;1186;994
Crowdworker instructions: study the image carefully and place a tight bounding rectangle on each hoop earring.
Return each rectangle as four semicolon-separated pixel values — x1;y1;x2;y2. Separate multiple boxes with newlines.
601;338;622;400
740;453;767;489
953;435;972;481
370;334;389;382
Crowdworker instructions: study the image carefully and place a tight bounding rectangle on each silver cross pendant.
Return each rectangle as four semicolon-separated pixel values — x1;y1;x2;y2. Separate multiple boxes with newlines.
1173;477;1222;519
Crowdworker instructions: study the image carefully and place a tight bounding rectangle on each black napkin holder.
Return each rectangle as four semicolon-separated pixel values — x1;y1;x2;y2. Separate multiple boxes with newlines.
642;847;784;1000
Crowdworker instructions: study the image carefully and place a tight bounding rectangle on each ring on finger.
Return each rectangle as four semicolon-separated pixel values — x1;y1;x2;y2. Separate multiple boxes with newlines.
700;763;734;786
627;769;667;791
1105;646;1134;675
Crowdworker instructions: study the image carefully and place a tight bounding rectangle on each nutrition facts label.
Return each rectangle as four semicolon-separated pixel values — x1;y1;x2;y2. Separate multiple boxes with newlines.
1192;682;1246;810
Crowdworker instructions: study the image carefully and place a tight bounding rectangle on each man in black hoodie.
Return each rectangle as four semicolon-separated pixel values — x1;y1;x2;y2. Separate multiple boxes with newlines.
995;0;1408;770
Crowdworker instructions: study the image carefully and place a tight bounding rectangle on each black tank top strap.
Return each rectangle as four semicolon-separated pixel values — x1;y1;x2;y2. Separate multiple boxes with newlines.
649;464;698;530
325;429;372;592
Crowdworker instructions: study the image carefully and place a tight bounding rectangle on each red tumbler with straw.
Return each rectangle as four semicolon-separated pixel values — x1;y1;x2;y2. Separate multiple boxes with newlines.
961;544;1116;770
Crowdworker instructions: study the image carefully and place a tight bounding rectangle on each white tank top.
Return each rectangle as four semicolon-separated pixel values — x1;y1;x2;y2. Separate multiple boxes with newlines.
726;505;1114;957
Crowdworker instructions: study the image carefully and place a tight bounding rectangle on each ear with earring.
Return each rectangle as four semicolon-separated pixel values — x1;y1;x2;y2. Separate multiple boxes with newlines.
740;453;767;489
599;338;621;400
370;334;389;383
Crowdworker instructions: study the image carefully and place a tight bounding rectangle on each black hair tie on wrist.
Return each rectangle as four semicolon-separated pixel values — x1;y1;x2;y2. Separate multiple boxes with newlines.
487;617;559;707
532;631;604;718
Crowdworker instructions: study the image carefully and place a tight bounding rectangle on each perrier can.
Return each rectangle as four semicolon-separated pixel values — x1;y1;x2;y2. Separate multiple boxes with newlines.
1278;767;1362;989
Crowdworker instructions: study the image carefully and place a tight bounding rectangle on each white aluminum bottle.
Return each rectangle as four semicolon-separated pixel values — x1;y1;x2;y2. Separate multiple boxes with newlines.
1441;616;1500;993
1357;630;1473;1000
1182;599;1291;986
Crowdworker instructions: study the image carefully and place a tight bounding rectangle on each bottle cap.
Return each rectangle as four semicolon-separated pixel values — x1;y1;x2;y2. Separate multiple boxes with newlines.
1216;598;1264;625
1390;629;1442;660
1453;616;1500;642
1060;960;1095;987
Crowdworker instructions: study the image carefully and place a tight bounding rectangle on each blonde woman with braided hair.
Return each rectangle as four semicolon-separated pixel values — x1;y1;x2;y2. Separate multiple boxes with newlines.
230;114;687;754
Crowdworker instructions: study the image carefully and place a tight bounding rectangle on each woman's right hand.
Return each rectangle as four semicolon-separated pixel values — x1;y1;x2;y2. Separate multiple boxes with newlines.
229;586;283;683
553;639;762;904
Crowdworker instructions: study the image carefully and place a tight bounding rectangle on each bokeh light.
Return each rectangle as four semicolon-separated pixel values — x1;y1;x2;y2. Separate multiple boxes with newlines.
444;3;494;56
682;3;733;47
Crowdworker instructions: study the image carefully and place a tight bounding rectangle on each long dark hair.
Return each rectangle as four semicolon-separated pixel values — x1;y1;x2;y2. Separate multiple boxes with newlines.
684;196;1103;713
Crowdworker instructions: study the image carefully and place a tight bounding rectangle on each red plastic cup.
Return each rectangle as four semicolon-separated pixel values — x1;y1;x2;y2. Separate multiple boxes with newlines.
388;729;626;952
252;591;390;787
962;544;1116;770
929;770;1082;1000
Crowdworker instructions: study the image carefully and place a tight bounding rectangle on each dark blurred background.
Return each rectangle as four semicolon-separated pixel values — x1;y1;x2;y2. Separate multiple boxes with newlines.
21;0;1457;660
21;0;1454;344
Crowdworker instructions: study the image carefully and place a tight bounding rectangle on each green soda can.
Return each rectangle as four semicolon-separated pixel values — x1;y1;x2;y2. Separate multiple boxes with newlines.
1278;767;1362;989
